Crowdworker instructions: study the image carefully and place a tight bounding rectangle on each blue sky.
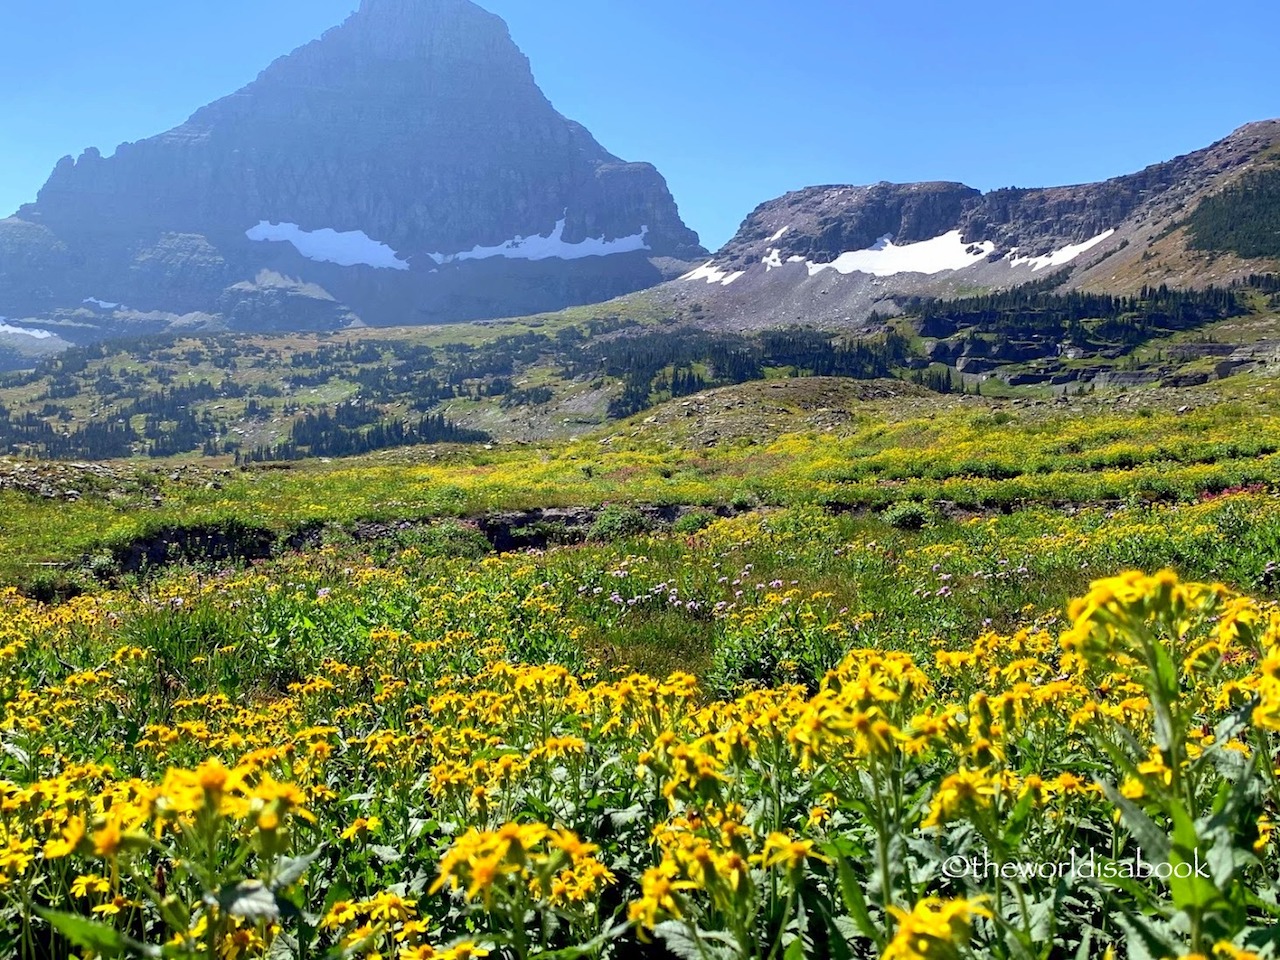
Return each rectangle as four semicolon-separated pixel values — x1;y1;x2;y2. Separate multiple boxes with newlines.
1;1;1277;250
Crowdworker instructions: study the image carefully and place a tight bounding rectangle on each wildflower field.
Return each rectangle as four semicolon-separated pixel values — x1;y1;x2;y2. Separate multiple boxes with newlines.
5;382;1280;959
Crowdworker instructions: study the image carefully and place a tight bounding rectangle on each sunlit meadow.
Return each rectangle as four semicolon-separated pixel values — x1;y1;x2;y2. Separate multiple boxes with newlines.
4;385;1280;958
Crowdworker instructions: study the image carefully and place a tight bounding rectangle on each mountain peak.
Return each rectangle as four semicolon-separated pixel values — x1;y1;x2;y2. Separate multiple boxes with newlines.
1229;118;1280;137
334;0;514;59
0;0;704;334
356;0;480;15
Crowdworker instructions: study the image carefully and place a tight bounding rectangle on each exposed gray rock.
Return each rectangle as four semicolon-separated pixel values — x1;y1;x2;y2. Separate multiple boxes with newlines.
1092;371;1163;390
662;120;1280;332
218;271;361;333
0;0;704;339
717;121;1280;273
1166;343;1237;360
1000;371;1055;386
1162;372;1211;387
719;182;981;268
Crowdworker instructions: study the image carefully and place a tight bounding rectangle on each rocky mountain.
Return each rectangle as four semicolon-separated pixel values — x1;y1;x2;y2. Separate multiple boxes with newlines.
668;120;1280;330
0;0;704;347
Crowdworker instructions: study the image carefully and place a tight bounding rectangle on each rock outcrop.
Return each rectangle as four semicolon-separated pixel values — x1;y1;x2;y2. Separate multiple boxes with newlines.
674;120;1280;331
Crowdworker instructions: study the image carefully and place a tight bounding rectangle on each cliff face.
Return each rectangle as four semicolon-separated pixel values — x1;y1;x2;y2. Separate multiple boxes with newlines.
718;182;982;269
0;0;704;337
674;120;1280;331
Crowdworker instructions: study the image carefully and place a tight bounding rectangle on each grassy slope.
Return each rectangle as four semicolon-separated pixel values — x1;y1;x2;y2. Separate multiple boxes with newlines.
5;371;1280;589
0;294;677;455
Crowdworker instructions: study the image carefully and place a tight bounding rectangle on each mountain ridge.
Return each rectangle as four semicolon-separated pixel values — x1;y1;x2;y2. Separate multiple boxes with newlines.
655;119;1278;331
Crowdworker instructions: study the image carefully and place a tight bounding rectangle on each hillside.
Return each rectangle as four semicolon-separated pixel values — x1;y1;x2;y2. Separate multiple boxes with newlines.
6;321;1280;960
1;268;1276;462
660;120;1280;330
1;361;1278;588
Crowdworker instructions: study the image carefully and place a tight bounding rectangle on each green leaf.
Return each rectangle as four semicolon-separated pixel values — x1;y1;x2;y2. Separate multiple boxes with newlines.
1114;913;1180;960
1097;781;1171;862
827;916;861;960
830;848;881;947
1242;922;1280;952
608;803;646;828
653;921;736;960
273;844;324;889
267;931;301;959
1001;789;1037;849
407;817;437;840
800;877;856;960
368;844;403;863
1024;893;1058;942
36;908;160;958
1202;825;1246;889
219;880;281;921
1166;798;1224;914
1144;638;1181;752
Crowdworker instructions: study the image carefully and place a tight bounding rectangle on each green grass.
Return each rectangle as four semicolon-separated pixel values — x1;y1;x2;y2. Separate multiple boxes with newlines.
6;372;1280;591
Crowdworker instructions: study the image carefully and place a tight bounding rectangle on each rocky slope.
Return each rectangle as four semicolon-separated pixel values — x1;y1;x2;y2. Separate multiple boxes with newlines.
668;121;1280;330
0;0;704;347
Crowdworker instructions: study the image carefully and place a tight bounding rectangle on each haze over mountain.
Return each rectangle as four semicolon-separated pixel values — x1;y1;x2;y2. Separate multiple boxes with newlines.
0;0;704;346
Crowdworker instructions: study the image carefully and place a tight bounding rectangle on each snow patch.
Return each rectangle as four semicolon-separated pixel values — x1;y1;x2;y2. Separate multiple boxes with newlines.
82;297;120;310
762;249;784;270
766;226;789;243
246;221;410;270
430;219;650;264
0;322;54;340
681;262;745;286
1008;229;1116;272
806;230;996;277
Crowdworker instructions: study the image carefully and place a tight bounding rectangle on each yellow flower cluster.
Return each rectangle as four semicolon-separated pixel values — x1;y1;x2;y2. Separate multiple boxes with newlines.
882;896;991;960
430;822;614;909
3;555;1280;958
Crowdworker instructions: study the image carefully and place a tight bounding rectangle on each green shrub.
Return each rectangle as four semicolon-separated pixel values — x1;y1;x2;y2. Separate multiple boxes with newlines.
84;551;119;582
707;596;850;696
589;505;652;542
367;521;492;564
24;569;88;603
672;511;717;535
408;521;493;560
881;501;932;530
